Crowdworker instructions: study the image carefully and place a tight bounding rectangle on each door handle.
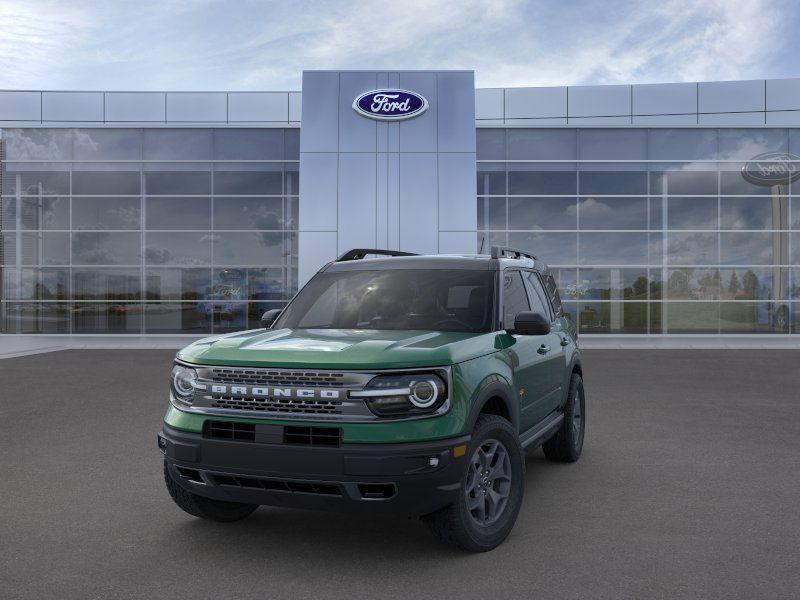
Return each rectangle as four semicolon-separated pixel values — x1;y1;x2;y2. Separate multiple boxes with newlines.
537;344;551;355
560;337;570;347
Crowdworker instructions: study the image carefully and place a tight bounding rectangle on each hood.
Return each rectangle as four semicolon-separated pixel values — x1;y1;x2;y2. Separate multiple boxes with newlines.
176;328;501;369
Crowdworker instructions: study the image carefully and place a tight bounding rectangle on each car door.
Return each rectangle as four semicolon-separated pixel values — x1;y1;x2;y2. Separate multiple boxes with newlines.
500;270;553;432
523;271;566;416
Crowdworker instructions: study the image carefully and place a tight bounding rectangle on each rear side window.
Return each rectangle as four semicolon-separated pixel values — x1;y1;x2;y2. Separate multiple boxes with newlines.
543;273;564;317
522;272;552;320
502;271;530;329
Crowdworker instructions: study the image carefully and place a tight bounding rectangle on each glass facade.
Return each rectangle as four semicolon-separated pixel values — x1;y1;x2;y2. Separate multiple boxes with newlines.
0;128;299;334
478;128;800;335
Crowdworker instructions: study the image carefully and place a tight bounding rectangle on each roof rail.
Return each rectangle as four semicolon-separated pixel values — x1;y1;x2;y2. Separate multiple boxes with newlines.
336;248;418;262
490;246;537;261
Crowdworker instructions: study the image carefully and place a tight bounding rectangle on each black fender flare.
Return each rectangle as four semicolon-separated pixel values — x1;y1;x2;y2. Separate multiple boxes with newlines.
463;376;519;433
559;355;583;409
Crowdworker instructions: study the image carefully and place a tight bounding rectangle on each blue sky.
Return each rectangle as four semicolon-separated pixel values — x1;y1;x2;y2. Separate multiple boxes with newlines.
1;0;798;90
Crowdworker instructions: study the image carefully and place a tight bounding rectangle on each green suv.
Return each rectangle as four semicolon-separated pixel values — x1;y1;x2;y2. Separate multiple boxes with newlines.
159;246;585;551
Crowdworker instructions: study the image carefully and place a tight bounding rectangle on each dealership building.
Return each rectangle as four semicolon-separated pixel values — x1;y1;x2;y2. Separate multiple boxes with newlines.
1;70;799;339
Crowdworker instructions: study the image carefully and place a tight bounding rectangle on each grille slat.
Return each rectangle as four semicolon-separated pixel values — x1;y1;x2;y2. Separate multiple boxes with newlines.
210;395;342;414
209;368;348;388
210;473;343;497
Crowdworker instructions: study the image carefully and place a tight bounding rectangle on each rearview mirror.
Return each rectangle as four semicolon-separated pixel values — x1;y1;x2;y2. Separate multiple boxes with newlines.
260;309;282;329
510;311;551;336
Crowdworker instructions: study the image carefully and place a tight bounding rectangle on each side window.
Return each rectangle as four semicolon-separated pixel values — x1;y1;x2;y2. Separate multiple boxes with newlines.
544;273;564;317
523;272;552;320
502;271;530;329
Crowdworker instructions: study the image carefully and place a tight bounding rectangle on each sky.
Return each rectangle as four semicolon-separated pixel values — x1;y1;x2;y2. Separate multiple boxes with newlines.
0;0;798;91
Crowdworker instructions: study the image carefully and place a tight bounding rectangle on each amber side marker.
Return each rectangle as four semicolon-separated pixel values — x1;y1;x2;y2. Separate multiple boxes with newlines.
453;444;467;458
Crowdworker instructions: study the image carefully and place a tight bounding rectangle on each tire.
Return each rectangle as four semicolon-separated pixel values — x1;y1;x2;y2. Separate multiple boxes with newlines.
422;414;525;552
542;373;585;463
163;461;258;522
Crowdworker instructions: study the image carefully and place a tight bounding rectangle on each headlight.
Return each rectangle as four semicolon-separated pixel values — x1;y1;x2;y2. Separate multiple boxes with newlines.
351;372;447;417
171;364;198;404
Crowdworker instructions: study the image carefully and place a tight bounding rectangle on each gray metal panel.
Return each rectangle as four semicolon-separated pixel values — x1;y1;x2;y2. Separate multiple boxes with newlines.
476;119;507;126
698;80;764;113
698;112;765;125
632;114;698;125
387;153;400;249
505;86;567;119
568;85;631;117
228;92;288;122
398;72;438;152
437;71;476;152
504;118;568;126
166;92;226;122
438;153;477;231
0;91;41;121
475;88;504;120
439;231;477;254
337;153;377;252
632;82;696;115
338;72;377;152
300;71;339;152
299;152;338;231
376;152;388;248
766;79;800;111
42;92;103;121
298;231;338;286
399;153;438;254
289;92;302;122
105;92;165;122
569;116;631;125
766;111;800;126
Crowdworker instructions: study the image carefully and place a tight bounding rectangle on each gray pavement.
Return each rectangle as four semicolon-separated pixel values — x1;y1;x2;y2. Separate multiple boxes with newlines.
1;349;799;599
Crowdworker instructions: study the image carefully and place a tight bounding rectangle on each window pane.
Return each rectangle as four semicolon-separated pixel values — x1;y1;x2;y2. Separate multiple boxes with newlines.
213;197;284;230
720;302;781;333
4;129;72;160
477;197;506;230
144;303;211;333
213;169;283;195
145;232;212;265
1;198;17;228
666;268;720;300
648;129;718;161
477;129;505;160
19;232;70;265
72;232;140;265
145;268;212;300
666;232;718;264
718;129;788;160
508;169;576;195
72;268;141;300
720;168;774;195
7;268;69;300
578;129;646;160
577;268;649;300
508;197;576;230
73;303;142;333
720;197;785;230
664;302;719;333
20;197;69;230
650;170;717;195
508;232;577;265
284;163;299;195
213;302;248;332
213;129;283;160
285;129;300;159
507;129;576;160
11;170;70;195
144;171;211;195
720;232;777;265
145;197;211;230
72;171;140;195
245;267;290;300
579;171;647;195
578;197;646;230
143;129;213;160
577;302;648;333
502;271;530;327
579;233;649;265
73;129;141;160
72;197;140;230
2;302;70;333
668;197;718;230
477;165;506;195
213;232;294;266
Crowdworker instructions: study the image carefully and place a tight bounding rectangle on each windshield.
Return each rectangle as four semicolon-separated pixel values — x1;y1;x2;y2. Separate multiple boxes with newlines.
274;269;495;333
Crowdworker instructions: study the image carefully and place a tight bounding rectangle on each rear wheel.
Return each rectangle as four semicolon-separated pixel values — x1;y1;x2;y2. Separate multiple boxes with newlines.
422;415;524;552
542;373;585;463
163;461;258;522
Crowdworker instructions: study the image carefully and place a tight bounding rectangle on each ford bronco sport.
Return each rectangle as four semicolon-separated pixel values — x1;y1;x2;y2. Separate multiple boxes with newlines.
159;246;585;551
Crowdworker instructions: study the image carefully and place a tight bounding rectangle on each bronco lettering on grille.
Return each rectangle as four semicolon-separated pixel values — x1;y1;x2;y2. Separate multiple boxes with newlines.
210;384;341;400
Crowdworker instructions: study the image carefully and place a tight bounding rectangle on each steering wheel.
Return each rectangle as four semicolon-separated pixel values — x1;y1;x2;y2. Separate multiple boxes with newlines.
432;317;472;330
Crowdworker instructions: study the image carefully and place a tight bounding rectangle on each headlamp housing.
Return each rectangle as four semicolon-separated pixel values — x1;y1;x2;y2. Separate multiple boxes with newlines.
352;372;448;417
171;364;198;405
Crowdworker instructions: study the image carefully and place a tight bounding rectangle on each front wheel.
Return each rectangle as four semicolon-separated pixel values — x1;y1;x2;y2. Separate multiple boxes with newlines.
542;373;585;463
163;461;258;522
422;415;525;552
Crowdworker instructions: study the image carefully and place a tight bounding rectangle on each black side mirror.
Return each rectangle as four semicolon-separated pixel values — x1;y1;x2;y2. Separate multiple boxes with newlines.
260;309;282;329
510;311;551;336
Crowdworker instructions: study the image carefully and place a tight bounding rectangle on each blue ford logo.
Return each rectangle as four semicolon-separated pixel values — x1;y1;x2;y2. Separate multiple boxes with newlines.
352;89;428;121
742;152;800;186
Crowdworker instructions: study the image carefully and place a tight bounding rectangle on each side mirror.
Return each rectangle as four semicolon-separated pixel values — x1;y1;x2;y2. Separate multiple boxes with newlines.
260;309;283;329
510;311;551;336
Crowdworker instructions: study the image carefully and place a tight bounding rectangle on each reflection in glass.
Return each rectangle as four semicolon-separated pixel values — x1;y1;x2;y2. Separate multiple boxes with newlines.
144;171;211;195
578;129;646;160
145;232;212;266
577;268;649;300
72;232;140;265
73;303;143;333
666;232;718;264
212;302;248;332
213;170;282;195
477;167;506;195
664;302;719;333
9;171;70;196
578;171;647;195
647;129;717;161
720;232;776;265
213;129;284;160
72;171;141;195
579;233;649;265
2;302;70;333
72;197;140;230
507;129;575;160
145;197;211;230
213;197;283;230
73;129;141;160
20;197;69;230
144;303;211;333
667;197;717;230
720;302;782;333
508;169;576;195
72;268;141;300
145;268;212;301
14;268;70;300
577;197;646;230
577;302;648;333
719;268;785;301
666;268;720;300
507;232;577;265
476;129;505;160
507;197;576;230
19;232;70;265
720;197;786;230
213;232;294;266
649;169;717;196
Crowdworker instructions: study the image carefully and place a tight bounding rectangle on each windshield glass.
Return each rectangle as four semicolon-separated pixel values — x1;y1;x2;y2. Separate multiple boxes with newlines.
274;269;495;333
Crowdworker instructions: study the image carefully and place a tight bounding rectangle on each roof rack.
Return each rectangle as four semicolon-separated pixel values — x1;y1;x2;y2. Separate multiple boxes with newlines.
336;248;419;262
490;246;537;261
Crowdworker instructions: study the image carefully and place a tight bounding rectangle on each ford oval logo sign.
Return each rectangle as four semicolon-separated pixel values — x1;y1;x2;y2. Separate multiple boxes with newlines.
353;89;428;121
741;152;800;187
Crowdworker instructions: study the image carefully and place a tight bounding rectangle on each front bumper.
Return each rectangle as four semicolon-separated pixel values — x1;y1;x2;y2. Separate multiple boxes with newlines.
159;424;470;516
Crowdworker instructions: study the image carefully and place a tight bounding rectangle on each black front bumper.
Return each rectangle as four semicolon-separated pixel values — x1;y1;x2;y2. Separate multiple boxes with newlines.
159;424;470;516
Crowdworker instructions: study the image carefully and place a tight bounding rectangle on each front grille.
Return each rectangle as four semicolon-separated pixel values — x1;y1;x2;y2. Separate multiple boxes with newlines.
210;474;343;497
284;425;341;447
209;368;347;387
210;395;342;415
204;421;255;441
